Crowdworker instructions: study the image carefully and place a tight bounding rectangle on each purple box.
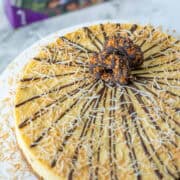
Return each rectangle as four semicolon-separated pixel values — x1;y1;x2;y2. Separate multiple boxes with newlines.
4;0;109;29
4;0;48;28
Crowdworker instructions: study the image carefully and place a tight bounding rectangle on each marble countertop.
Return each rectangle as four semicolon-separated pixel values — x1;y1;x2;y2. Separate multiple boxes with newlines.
0;0;179;73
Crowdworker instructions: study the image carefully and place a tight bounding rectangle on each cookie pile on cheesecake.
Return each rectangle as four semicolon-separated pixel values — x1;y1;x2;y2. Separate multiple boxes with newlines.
15;23;180;180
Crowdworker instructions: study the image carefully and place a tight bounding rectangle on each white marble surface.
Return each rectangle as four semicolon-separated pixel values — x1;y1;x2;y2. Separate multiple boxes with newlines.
0;0;179;73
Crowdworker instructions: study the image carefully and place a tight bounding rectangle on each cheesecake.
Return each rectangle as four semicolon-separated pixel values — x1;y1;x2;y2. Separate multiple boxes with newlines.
14;23;180;179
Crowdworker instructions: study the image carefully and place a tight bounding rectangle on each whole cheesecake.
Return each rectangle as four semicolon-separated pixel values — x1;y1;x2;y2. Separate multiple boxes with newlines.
14;23;180;180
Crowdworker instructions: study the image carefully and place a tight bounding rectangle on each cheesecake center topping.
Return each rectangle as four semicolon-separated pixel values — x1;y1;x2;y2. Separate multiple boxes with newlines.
89;36;143;85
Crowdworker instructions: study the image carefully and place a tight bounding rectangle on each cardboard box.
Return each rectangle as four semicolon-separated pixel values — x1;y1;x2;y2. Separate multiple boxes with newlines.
4;0;109;28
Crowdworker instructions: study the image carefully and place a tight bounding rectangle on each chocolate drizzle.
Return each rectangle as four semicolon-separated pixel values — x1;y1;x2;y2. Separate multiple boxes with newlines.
15;79;86;108
135;57;178;70
61;36;95;53
30;98;81;148
124;94;163;179
132;82;180;138
100;23;107;41
130;24;138;33
126;85;179;178
18;81;88;128
94;87;107;179
30;81;98;148
50;81;100;167
120;94;142;180
34;57;89;69
139;28;155;47
109;89;118;180
20;72;83;82
88;86;106;180
143;36;170;54
68;86;105;179
84;27;103;52
144;40;179;61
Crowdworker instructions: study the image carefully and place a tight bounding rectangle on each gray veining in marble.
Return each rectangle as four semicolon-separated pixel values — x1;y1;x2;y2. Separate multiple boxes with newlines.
0;0;179;73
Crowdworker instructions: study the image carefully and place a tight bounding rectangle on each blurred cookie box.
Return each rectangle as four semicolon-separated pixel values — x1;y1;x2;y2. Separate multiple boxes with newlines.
4;0;109;28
